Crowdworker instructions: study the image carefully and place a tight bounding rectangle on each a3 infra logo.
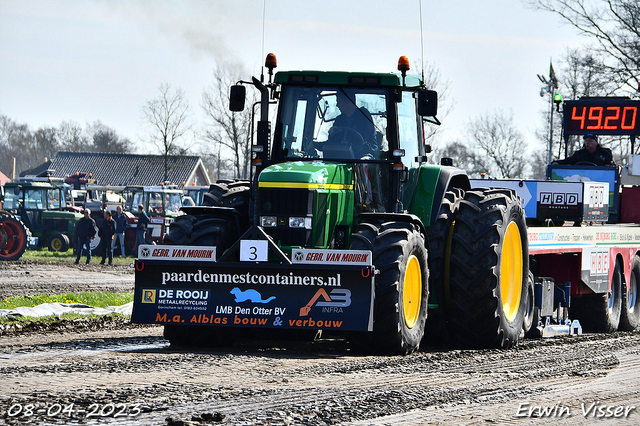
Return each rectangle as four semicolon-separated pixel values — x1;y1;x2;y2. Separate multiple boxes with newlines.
299;288;351;316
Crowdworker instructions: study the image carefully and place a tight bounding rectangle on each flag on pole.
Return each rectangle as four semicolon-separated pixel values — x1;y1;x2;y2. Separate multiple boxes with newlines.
549;60;558;89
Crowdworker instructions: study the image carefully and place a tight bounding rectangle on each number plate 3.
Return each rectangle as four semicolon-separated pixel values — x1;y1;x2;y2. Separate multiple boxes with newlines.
240;240;269;262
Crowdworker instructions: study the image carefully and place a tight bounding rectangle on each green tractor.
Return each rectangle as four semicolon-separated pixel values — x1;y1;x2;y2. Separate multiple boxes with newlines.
1;181;82;255
136;55;529;354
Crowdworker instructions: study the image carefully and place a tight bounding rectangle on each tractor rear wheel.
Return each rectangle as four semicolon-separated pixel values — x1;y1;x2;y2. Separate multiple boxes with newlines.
422;188;463;347
164;214;237;255
447;188;529;349
0;213;30;261
202;180;251;228
349;220;429;355
619;256;640;331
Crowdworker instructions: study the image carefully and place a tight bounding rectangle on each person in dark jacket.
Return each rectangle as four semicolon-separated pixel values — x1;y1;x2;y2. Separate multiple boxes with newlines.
100;210;117;265
112;206;127;258
554;134;614;166
134;204;150;255
74;209;97;265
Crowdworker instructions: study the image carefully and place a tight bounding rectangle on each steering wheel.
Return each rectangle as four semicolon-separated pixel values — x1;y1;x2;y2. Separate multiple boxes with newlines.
575;161;597;166
330;126;364;145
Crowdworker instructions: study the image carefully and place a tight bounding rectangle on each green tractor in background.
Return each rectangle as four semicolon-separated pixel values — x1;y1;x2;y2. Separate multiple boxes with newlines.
158;55;530;354
1;180;82;256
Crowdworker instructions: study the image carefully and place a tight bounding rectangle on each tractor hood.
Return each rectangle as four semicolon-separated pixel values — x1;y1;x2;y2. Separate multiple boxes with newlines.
258;161;354;189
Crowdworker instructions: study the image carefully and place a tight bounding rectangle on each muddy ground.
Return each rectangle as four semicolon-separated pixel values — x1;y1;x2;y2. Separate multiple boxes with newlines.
1;261;639;425
0;260;134;299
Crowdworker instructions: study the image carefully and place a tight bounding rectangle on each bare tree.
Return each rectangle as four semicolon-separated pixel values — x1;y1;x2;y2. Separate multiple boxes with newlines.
57;121;88;152
0;115;35;176
438;141;490;178
443;110;531;178
201;65;257;179
472;110;530;178
415;60;455;146
141;82;194;181
528;0;640;93
33;127;59;164
85;121;132;153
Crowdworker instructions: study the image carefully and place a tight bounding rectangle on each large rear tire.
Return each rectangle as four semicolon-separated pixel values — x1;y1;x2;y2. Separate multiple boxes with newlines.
0;213;30;261
164;214;237;256
349;220;429;355
448;188;529;349
619;256;640;331
422;188;463;347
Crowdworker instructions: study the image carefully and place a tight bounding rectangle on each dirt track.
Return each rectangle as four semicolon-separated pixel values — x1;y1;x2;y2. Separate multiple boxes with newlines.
0;260;134;299
1;262;639;425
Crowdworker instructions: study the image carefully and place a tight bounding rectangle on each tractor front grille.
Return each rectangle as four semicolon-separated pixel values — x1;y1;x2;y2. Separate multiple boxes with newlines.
258;188;314;247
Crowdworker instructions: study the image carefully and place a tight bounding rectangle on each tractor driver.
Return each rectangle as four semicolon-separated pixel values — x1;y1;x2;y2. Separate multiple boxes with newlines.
553;134;614;166
327;91;378;159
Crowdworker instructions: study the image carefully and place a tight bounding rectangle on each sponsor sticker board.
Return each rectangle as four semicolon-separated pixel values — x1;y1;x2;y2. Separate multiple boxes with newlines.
132;261;374;331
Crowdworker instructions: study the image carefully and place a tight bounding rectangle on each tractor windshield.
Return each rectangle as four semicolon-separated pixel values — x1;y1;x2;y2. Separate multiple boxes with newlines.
23;189;47;210
2;188;19;210
277;86;389;161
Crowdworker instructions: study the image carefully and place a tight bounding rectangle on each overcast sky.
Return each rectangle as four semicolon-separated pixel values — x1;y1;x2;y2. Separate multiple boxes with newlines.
1;0;585;157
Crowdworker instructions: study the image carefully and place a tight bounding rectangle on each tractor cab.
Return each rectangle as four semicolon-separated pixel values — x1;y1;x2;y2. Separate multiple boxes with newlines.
1;181;81;251
2;181;70;229
125;185;186;245
228;56;442;250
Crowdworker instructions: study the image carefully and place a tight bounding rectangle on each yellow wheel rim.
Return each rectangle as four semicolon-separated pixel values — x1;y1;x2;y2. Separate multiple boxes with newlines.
501;221;523;322
52;238;62;251
403;254;422;329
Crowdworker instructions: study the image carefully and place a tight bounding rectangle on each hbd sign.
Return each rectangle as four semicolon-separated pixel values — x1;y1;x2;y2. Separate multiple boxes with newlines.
540;192;579;206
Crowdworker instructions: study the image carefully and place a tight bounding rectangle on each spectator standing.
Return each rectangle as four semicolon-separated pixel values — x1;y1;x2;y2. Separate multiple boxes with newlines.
113;206;127;258
100;210;116;265
74;209;97;265
134;204;150;255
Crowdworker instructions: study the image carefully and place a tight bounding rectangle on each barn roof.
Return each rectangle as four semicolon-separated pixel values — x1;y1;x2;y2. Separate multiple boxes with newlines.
47;152;209;186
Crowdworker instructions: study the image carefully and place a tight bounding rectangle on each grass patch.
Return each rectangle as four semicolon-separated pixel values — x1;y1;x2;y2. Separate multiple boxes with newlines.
18;249;133;265
0;292;133;310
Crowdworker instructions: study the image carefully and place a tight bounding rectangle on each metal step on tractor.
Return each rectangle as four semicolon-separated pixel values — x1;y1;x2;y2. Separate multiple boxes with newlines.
132;55;530;355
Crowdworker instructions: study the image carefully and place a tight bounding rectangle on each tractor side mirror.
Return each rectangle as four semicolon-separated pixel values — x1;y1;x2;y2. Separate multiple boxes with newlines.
229;85;246;112
417;90;438;117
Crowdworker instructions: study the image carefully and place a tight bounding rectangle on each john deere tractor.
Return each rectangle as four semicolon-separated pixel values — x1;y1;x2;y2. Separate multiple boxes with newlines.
132;55;529;354
1;180;82;256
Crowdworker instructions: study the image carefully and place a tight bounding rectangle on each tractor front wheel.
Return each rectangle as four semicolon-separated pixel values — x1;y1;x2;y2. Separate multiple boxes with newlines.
349;220;429;355
48;232;70;252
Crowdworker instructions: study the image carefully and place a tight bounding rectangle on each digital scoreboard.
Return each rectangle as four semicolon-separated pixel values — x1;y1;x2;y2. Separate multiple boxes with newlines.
564;98;640;136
